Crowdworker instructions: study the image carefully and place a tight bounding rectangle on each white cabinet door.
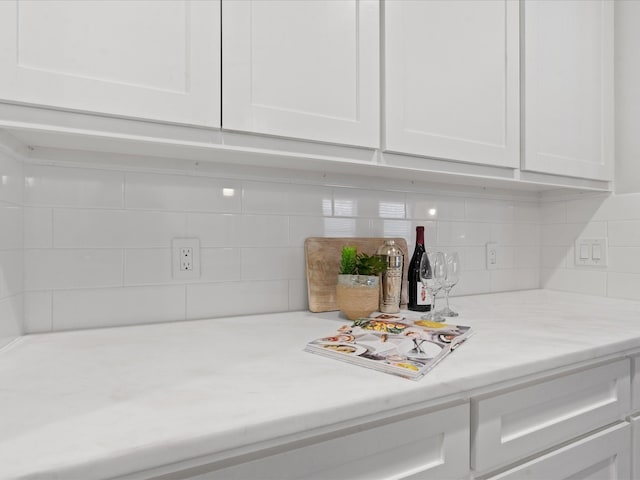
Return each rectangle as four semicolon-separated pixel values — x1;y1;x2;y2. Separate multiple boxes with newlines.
0;0;220;127
222;0;379;148
384;0;519;168
485;422;631;480
522;0;613;181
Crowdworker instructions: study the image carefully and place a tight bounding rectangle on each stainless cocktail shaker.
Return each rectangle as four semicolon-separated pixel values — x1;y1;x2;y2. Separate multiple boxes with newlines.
377;239;404;313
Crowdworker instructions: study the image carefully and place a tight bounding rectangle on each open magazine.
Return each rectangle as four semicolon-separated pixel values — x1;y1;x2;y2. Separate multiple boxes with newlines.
305;314;473;380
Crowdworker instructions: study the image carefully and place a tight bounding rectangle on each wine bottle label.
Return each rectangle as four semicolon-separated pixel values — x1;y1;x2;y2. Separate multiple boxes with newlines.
415;282;431;306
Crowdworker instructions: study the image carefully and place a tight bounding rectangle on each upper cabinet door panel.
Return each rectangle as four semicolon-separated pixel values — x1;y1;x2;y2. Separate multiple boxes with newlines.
222;0;379;148
0;0;220;127
522;0;613;181
384;0;519;168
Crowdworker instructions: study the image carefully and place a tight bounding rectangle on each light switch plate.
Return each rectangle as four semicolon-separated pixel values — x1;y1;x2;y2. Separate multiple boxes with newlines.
574;238;608;267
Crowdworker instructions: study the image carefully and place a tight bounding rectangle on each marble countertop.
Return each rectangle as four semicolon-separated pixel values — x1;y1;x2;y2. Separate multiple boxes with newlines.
2;290;640;479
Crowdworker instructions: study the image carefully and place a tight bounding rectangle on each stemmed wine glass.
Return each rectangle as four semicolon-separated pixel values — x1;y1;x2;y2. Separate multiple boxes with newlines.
440;252;460;317
419;251;446;321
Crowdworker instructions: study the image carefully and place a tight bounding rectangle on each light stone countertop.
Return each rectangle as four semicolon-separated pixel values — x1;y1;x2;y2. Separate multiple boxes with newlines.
2;290;640;479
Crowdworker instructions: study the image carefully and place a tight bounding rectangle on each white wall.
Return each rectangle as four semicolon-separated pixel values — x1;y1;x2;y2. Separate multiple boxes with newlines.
0;139;23;347
20;148;540;332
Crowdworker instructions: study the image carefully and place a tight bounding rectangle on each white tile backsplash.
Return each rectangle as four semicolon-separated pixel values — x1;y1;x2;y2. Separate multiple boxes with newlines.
125;172;242;213
243;181;332;216
52;285;186;330
53;209;187;248
24;249;123;290
24;164;124;208
5;153;606;333
540;191;640;302
0;147;23;345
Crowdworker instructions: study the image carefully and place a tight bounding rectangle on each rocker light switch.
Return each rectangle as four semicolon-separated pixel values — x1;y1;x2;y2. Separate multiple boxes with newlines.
574;238;608;267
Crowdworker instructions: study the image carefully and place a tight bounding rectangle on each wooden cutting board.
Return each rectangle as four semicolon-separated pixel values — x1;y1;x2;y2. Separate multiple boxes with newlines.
305;237;410;313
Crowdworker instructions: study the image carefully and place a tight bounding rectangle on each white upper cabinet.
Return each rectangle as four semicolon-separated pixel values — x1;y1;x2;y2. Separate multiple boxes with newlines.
222;0;379;148
522;0;613;181
384;0;520;169
0;0;221;128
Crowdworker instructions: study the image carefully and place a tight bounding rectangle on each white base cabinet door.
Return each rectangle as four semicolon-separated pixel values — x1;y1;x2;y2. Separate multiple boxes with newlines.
384;0;519;168
0;0;221;127
522;0;613;181
222;0;379;148
484;422;631;480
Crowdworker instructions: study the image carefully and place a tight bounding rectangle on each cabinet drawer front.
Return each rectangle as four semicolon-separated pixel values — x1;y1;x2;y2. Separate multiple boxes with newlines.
208;403;469;480
472;359;630;473
485;422;631;480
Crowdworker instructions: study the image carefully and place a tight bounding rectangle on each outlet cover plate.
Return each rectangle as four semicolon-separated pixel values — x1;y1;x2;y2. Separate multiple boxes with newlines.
486;242;498;270
172;238;200;279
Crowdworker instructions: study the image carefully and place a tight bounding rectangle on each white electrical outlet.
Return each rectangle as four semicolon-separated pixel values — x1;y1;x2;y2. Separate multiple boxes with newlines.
486;242;498;270
172;238;200;279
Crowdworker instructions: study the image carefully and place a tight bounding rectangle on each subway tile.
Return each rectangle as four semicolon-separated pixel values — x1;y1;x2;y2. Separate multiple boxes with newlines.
322;218;372;238
186;280;289;320
54;209;187;248
609;220;640;246
243;181;332;216
0;250;23;299
513;201;541;223
24;291;52;333
608;246;640;274
437;221;491;246
452;270;492;296
0;295;22;348
465;198;515;223
565;194;608;223
236;215;289;247
370;219;412;239
491;268;539;292
541;267;607;296
289;216;372;246
539;201;567;224
607;272;640;301
240;247;304;281
405;194;465;221
541;223;583;246
25;249;123;291
201;248;242;283
333;188;405;219
289;279;309;311
24;164;124;208
460;246;486;271
52;285;186;330
593;193;640;221
124;247;241;285
541;246;569;269
187;213;288;248
0;150;24;205
24;207;52;248
187;213;239;247
125;172;241;213
495;245;515;269
513;223;541;246
0;205;22;250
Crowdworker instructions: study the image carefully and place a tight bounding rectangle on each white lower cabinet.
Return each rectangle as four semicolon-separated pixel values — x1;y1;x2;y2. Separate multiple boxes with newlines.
631;415;640;480
485;422;631;480
472;359;630;474
169;403;470;480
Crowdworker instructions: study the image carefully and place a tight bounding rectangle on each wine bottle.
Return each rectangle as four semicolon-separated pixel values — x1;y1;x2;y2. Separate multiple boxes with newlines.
408;226;431;311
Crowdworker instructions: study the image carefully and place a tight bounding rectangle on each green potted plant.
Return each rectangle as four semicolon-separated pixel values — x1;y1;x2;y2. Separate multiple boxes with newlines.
336;246;387;320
